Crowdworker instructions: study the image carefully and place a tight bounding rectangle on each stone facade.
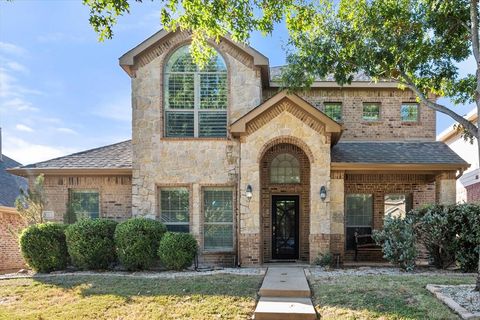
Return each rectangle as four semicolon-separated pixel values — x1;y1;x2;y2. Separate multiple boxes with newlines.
0;207;26;271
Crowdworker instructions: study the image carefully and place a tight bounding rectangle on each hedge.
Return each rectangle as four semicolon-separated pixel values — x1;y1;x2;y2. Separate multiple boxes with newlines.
158;232;198;270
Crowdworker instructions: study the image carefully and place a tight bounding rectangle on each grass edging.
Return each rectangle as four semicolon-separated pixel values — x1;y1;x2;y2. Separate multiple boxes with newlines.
426;284;480;320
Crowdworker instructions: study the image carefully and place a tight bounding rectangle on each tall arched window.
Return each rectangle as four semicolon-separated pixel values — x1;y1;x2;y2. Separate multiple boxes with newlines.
164;45;227;137
270;153;301;183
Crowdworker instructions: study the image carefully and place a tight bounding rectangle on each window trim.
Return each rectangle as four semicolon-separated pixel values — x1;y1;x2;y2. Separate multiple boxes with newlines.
362;102;381;122
323;102;343;122
201;186;236;253
163;45;229;139
69;189;101;219
157;185;192;233
400;102;420;123
345;193;374;228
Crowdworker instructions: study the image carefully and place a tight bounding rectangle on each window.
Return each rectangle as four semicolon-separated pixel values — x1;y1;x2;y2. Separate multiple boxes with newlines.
401;103;419;122
203;188;234;251
164;45;227;137
159;188;189;232
270;153;300;184
345;194;373;250
324;102;342;121
384;194;413;220
362;103;381;121
70;190;100;219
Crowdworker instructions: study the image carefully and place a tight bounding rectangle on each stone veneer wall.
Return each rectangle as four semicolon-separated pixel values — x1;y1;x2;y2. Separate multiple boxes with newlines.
37;175;132;222
263;87;436;141
0;207;26;271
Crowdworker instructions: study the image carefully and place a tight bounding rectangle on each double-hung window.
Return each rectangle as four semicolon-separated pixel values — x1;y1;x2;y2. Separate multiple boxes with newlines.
164;45;227;138
203;188;234;251
324;102;342;122
69;190;100;219
345;194;373;250
159;188;190;232
362;103;381;121
400;103;419;122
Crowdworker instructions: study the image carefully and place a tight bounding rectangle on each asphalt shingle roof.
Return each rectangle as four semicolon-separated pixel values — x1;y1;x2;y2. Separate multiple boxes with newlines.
269;66;385;82
331;142;469;165
21;140;132;169
0;155;28;207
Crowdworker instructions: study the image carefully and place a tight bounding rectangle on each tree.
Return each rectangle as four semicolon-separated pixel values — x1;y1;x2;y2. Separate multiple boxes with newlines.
15;174;47;225
82;0;479;290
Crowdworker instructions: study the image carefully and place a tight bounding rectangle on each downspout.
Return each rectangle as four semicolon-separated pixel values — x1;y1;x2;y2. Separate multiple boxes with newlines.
236;138;242;267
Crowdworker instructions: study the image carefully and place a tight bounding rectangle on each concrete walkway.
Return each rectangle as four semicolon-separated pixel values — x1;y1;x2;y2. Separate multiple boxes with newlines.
254;267;316;319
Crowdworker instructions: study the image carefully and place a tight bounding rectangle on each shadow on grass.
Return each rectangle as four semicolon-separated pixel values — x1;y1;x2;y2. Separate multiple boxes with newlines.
309;274;476;320
32;273;263;300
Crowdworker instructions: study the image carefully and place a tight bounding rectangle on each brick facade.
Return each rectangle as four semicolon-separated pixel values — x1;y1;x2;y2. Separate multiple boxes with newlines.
466;182;480;202
0;207;26;271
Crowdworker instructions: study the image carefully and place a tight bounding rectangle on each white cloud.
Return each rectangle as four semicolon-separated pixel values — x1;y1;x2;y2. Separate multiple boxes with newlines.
1;97;39;112
56;127;78;135
2;136;76;165
0;42;26;56
6;61;29;74
93;94;131;122
15;124;34;132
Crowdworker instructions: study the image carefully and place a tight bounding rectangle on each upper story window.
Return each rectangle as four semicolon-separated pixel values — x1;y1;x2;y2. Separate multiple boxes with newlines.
164;45;227;138
270;153;300;184
324;102;342;122
400;103;419;122
362;102;381;121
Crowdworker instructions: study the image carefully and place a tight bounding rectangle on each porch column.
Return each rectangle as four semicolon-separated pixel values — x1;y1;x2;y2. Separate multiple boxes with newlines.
329;171;345;263
435;171;457;204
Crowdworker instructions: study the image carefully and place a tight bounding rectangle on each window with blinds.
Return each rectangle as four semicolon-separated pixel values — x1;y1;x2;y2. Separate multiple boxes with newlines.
203;188;234;251
159;188;189;232
69;190;100;219
165;45;227;138
345;194;373;250
270;153;301;184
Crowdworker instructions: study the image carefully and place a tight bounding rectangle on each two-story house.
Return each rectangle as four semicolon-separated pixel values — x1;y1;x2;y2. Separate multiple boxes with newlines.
10;30;469;266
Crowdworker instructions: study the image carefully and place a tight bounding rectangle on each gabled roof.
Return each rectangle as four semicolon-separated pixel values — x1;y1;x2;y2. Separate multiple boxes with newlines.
0;154;27;207
331;141;469;171
9;140;132;176
230;90;343;142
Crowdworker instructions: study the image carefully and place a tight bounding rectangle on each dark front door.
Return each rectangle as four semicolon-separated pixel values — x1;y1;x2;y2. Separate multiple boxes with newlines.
272;195;299;259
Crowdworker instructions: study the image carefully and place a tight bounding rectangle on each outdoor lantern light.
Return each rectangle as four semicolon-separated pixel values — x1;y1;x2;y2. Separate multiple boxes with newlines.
320;186;327;201
246;184;253;200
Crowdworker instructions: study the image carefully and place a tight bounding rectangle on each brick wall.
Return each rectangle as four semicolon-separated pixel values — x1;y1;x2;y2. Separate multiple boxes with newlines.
0;207;26;271
32;175;132;222
466;182;480;202
263;87;436;142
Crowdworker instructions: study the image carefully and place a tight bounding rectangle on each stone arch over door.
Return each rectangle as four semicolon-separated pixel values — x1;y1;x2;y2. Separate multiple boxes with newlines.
260;142;311;262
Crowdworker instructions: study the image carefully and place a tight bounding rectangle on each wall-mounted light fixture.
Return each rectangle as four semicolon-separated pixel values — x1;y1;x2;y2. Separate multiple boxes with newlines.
320;186;327;201
246;184;253;200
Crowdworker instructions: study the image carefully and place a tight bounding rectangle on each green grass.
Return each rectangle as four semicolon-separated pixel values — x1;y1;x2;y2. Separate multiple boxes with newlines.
0;274;263;320
310;274;476;320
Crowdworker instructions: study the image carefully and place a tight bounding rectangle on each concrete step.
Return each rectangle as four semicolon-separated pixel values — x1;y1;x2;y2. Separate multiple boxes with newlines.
258;267;311;297
254;297;317;320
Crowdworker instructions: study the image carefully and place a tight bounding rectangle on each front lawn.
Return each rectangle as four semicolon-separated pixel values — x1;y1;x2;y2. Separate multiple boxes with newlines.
310;274;476;319
0;274;262;320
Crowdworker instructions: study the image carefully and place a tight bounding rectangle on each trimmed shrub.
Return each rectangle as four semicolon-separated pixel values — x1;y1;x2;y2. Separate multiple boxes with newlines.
19;223;68;273
373;215;417;271
65;219;117;270
115;218;167;270
158;232;198;270
313;252;333;268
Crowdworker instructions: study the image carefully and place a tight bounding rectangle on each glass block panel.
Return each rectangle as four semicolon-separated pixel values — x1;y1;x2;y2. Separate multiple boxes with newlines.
270;153;301;184
160;189;189;223
165;111;194;137
199;111;227;137
401;103;419;122
204;224;233;250
70;190;100;219
346;194;373;227
204;190;233;223
324;103;342;121
200;73;227;109
362;103;380;121
166;73;195;109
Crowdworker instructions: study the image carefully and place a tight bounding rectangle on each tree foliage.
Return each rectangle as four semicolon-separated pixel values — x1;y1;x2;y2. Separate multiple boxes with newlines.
15;174;47;225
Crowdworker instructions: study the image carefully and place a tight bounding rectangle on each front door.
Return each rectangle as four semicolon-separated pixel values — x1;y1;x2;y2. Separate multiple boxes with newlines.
272;195;299;260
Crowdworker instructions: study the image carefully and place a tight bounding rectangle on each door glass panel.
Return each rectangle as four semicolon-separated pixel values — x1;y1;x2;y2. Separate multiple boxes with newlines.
273;197;298;259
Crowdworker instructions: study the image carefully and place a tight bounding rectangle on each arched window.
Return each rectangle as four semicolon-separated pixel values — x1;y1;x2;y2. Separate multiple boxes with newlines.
164;45;227;137
270;153;301;183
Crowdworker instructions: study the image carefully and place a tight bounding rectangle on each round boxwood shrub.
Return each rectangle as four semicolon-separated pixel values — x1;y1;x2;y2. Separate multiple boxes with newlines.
115;217;167;270
65;219;117;270
19;223;68;273
158;232;198;270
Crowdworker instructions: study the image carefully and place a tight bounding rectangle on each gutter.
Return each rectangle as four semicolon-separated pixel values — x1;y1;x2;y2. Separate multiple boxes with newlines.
8;167;133;177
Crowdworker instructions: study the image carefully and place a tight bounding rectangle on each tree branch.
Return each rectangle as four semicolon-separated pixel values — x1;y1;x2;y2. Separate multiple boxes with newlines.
471;0;480;64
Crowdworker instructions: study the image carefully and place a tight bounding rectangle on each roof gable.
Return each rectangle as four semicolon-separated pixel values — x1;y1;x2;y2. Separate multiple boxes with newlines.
230;91;342;142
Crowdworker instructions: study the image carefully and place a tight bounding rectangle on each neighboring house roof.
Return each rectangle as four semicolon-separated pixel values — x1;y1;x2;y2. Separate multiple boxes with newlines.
9;140;132;176
331;142;469;171
437;109;478;143
0;154;28;207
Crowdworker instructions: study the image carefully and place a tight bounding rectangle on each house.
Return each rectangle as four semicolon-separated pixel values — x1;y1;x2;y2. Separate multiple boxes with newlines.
9;30;469;266
437;109;479;203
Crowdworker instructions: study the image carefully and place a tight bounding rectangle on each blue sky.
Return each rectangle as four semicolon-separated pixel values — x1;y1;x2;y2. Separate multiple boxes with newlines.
0;1;476;165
